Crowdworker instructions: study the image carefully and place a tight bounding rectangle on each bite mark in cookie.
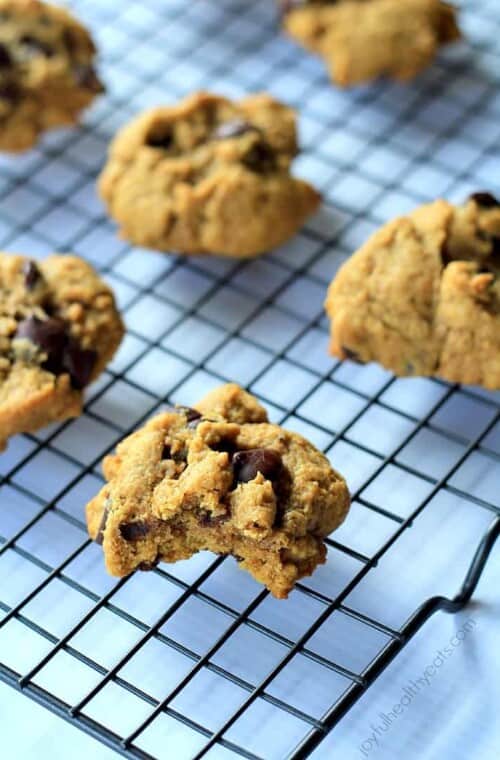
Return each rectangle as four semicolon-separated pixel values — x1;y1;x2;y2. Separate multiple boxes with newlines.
86;384;351;599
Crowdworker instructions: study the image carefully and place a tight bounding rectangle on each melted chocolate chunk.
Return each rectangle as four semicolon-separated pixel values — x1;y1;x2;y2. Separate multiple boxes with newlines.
161;443;172;459
62;339;97;390
22;260;40;290
119;521;150;541
209;438;237;455
165;404;202;425
19;35;54;58
212;119;258;140
0;43;12;68
470;192;499;208
74;64;104;93
62;28;77;54
15;315;96;389
16;316;66;372
147;129;173;150
232;448;283;484
242;141;276;173
0;81;18;103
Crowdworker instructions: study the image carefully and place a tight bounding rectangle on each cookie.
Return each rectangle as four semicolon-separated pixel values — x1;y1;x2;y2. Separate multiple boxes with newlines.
280;0;460;87
0;0;104;152
86;383;350;599
325;194;500;389
98;91;321;258
0;253;124;449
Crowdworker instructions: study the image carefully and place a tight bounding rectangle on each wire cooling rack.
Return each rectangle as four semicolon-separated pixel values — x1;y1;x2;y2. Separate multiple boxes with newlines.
0;1;500;758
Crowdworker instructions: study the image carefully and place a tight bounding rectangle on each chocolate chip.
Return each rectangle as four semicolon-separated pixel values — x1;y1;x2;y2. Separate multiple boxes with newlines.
242;141;276;173
165;404;202;426
470;192;499;208
209;438;236;455
19;35;54;58
74;64;104;93
137;559;159;571
16;316;66;372
0;43;12;68
342;346;364;364
0;81;18;103
161;443;172;459
212;119;258;140
232;448;283;484
62;339;97;390
15;316;96;389
62;28;76;54
119;521;150;541
147;129;173;150
22;260;40;290
95;503;110;546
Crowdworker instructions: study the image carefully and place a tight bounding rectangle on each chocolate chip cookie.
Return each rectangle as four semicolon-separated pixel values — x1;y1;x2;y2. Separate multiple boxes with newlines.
0;0;104;152
86;384;350;599
0;253;124;449
98;91;321;258
280;0;460;87
326;194;500;389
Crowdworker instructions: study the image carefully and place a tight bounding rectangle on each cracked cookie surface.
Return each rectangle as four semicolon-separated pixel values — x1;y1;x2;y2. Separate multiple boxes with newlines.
0;0;104;152
98;91;321;258
280;0;460;87
325;194;500;389
86;384;350;599
0;252;124;448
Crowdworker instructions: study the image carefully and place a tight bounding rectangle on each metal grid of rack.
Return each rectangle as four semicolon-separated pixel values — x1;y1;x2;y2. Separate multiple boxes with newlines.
0;1;499;758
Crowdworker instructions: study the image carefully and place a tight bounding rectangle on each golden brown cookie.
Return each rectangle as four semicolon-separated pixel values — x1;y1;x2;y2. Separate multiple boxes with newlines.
280;0;460;87
98;91;321;258
325;194;500;389
86;383;350;599
0;253;124;449
0;0;104;152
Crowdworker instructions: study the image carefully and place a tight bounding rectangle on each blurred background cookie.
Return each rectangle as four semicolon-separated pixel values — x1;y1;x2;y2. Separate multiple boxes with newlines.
0;252;123;448
0;0;104;152
280;0;460;87
326;194;500;389
98;91;321;258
